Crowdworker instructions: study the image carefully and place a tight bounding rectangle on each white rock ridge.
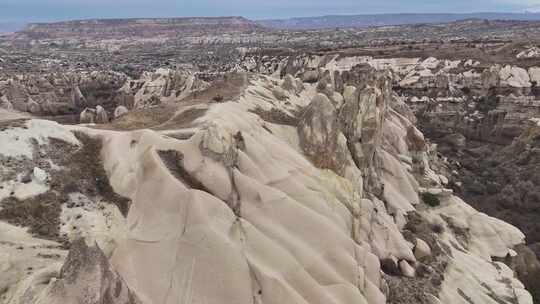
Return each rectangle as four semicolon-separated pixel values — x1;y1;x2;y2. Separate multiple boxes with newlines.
0;70;532;304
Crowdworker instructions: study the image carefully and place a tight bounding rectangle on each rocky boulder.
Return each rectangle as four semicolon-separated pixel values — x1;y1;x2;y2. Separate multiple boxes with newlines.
80;108;96;124
281;74;304;94
500;65;531;88
298;93;341;169
414;238;432;260
95;105;109;124
302;69;319;83
114;106;129;119
36;239;142;304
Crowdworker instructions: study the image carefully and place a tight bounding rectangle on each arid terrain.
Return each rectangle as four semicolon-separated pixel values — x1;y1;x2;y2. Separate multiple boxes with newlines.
1;15;540;304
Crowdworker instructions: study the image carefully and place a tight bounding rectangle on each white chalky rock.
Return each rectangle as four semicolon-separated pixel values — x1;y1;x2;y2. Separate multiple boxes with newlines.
414;238;431;260
0;119;79;158
517;46;540;59
438;174;449;185
272;86;289;101
95;105;109;123
426;293;443;304
79;108;96;124
114;105;129;119
500;65;531;88
399;260;415;277
282;74;303;94
0;95;13;110
32;167;47;184
0;69;534;304
528;67;540;84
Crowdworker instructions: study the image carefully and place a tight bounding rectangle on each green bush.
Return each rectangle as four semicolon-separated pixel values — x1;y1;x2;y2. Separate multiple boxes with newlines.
421;192;441;207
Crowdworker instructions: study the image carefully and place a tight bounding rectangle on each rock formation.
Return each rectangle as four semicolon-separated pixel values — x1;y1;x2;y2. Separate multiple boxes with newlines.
0;66;534;304
3;23;540;303
114;106;129;119
14;239;142;304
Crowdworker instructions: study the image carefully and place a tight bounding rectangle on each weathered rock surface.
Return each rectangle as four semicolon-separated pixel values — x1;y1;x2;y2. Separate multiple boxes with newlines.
0;64;534;304
0;68;209;126
414;238;432;260
399;260;415;278
28;239;141;304
113;106;128;119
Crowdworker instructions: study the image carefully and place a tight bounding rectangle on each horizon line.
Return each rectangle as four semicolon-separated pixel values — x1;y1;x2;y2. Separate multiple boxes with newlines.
4;10;540;25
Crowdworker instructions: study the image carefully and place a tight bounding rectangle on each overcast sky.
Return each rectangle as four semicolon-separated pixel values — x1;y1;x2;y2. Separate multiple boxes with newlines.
2;0;540;22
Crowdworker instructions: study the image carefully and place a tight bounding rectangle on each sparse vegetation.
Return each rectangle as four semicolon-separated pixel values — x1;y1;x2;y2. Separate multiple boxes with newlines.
431;223;444;234
249;106;300;126
421;192;441;207
212;94;224;102
0;132;130;244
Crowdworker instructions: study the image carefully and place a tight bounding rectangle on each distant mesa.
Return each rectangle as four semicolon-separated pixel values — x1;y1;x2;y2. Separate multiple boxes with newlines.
0;22;27;33
19;16;264;39
11;12;540;38
257;12;540;29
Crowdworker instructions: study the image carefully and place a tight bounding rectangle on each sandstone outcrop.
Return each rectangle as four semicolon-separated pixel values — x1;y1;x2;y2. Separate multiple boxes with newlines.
0;65;534;304
23;239;142;304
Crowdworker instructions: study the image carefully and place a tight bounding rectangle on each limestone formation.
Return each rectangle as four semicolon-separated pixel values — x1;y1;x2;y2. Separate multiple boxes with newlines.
80;108;96;124
281;74;304;95
271;86;288;101
125;68;210;108
114;105;129;119
95;105;108;124
302;69;319;83
71;85;87;108
517;46;540;59
0;36;538;304
414;238;432;260
27;98;40;114
34;239;142;304
0;95;13;110
399;260;416;277
281;74;296;91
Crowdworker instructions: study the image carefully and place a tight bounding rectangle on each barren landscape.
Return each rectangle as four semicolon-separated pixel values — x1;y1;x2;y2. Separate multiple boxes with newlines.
1;11;540;304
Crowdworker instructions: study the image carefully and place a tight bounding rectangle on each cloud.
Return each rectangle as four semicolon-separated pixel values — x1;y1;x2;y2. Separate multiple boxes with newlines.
495;0;540;9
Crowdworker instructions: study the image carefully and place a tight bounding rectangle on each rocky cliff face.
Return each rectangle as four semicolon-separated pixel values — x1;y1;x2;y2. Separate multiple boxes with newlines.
277;53;540;302
0;71;126;119
0;68;209;124
0;62;534;304
268;53;540;302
